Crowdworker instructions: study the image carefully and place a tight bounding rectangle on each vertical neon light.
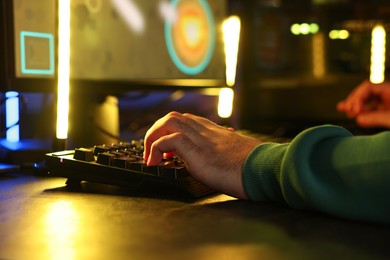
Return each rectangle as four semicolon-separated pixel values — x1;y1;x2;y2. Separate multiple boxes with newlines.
312;32;325;78
56;0;70;139
370;25;386;84
222;16;241;87
218;88;234;118
218;16;241;119
5;91;20;142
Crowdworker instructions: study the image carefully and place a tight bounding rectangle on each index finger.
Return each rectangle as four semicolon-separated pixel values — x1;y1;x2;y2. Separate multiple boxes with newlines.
143;112;206;161
339;80;374;115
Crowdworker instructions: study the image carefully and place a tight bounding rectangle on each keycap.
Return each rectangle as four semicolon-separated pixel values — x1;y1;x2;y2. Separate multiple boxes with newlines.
94;145;111;156
96;152;116;165
74;148;95;162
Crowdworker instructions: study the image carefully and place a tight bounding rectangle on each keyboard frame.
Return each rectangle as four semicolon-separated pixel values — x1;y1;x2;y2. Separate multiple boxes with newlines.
45;150;215;198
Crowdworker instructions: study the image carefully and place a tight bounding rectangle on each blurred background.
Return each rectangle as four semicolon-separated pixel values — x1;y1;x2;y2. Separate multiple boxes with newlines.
1;0;389;164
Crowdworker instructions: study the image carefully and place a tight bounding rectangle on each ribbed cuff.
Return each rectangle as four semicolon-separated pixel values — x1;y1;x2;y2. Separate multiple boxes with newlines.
242;143;288;201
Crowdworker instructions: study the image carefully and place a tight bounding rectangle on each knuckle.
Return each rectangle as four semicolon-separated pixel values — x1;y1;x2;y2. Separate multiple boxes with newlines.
166;111;181;119
182;112;193;117
165;112;186;129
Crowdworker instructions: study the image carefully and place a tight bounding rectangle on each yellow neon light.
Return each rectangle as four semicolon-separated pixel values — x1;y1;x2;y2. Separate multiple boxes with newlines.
222;16;241;87
370;25;386;84
329;29;350;40
300;23;310;35
291;23;319;35
339;30;349;40
291;23;300;35
56;0;70;139
218;87;234;118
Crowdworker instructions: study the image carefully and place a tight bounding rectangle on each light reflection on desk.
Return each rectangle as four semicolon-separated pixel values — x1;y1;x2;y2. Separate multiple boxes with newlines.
45;200;78;260
1;173;389;259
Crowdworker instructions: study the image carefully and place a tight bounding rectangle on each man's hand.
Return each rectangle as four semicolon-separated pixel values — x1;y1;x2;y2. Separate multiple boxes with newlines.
144;112;263;199
337;80;390;128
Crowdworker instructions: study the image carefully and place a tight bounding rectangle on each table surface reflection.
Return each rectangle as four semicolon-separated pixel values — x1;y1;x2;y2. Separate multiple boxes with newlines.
1;171;389;259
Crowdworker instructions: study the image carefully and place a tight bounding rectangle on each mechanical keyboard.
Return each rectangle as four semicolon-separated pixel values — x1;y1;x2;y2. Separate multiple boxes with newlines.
45;140;215;198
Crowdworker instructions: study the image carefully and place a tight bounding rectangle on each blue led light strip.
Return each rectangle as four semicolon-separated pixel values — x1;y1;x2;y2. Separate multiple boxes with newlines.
20;31;55;75
5;91;20;143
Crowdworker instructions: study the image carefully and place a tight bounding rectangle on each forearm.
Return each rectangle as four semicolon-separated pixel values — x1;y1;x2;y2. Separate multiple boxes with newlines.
243;125;390;224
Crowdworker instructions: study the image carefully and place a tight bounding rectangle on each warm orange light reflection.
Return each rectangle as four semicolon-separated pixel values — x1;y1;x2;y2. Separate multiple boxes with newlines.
312;32;325;78
181;15;204;49
45;200;78;260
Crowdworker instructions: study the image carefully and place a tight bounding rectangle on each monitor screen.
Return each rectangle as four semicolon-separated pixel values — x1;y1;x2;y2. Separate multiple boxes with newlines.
69;0;227;93
0;0;227;93
0;0;57;92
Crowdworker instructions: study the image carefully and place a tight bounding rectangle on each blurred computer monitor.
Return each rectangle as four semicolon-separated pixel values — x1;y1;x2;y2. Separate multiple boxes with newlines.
69;0;227;94
0;0;229;155
0;0;56;92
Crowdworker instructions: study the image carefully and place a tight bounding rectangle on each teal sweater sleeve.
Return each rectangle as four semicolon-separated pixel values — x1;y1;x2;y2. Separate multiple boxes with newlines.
242;125;390;224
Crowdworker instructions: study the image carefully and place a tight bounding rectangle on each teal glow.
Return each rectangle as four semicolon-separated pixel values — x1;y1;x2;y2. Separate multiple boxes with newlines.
5;91;20;142
164;0;215;75
20;31;55;75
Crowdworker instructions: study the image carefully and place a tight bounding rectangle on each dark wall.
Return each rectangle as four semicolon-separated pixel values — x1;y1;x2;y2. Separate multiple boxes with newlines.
232;0;390;136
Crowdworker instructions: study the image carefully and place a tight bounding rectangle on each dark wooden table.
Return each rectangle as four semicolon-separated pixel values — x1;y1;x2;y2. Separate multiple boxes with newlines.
1;171;389;259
